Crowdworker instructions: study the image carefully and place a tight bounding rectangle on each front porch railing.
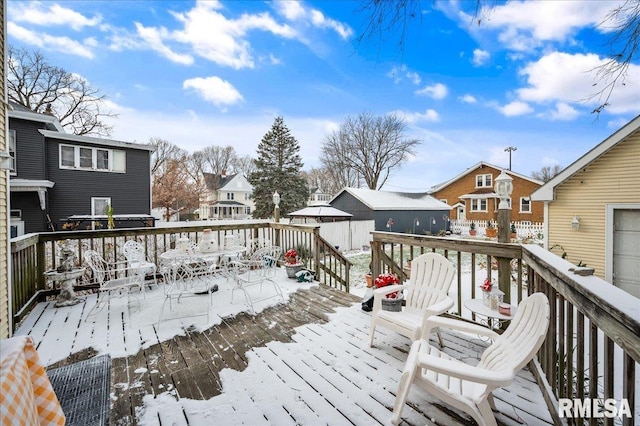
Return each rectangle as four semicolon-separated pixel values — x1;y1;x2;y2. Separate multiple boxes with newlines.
10;221;351;330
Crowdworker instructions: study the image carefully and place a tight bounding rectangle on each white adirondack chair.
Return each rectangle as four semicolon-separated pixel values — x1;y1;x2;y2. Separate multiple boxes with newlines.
369;252;455;347
391;292;550;426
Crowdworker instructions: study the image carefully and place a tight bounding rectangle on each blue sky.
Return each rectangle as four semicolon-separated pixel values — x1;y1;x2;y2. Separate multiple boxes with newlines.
7;0;640;191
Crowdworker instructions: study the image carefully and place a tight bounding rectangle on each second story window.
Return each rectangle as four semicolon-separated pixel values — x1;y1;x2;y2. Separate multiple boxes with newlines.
9;130;16;174
59;144;126;173
476;174;492;188
520;197;531;213
227;192;234;200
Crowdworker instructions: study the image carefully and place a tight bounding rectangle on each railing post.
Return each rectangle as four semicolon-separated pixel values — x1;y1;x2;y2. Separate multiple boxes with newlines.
497;207;511;302
36;238;46;291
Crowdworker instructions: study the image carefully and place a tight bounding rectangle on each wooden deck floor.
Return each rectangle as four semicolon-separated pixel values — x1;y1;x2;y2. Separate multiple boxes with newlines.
17;280;553;426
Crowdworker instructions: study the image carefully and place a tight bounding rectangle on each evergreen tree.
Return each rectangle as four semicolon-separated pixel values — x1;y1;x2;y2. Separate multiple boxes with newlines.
249;116;309;218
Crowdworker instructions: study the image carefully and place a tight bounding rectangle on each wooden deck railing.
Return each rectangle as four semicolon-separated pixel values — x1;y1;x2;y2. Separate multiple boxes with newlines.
10;221;351;330
370;232;638;425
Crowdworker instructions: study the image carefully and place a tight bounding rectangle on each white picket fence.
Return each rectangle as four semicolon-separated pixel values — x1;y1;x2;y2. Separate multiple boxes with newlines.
450;219;544;240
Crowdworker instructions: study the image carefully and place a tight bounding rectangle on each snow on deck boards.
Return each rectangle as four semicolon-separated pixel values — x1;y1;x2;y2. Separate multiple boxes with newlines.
15;280;552;426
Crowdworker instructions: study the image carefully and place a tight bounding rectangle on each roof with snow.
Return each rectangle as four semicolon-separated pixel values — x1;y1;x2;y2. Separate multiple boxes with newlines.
333;188;451;211
288;205;352;218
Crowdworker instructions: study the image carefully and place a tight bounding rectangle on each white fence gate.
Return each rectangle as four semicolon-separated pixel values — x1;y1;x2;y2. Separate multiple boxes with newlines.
319;220;375;251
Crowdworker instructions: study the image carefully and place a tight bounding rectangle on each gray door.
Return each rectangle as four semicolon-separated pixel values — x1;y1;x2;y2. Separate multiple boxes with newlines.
613;209;640;297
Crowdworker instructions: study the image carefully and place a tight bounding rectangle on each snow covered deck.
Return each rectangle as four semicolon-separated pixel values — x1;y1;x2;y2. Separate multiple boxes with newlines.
15;269;552;425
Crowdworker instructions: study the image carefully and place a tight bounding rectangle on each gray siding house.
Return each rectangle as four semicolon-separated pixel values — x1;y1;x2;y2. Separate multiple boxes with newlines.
330;187;452;234
8;103;155;235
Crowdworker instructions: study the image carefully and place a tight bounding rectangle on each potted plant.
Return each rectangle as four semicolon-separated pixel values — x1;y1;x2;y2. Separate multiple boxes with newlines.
510;223;517;240
374;273;403;311
469;222;477;236
485;220;497;238
284;249;303;278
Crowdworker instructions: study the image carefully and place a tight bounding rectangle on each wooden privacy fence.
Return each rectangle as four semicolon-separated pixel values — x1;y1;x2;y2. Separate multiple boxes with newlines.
10;221;351;331
369;232;638;425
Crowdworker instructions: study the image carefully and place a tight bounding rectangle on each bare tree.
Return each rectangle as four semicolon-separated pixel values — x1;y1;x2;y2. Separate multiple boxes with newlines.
7;46;117;136
149;137;186;175
232;154;256;178
357;0;639;115
152;158;200;220
531;165;563;182
197;145;237;174
303;166;357;196
322;112;420;190
589;0;640;114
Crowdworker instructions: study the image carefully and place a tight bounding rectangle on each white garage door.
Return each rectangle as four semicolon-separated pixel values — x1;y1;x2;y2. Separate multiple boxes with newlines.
613;209;640;298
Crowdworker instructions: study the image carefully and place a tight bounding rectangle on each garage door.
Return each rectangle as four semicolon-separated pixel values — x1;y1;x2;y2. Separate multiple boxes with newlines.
613;209;640;298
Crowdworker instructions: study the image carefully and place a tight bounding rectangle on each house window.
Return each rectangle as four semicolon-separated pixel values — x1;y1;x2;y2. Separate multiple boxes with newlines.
520;197;531;213
470;199;487;212
244;193;249;200
227;193;234;200
8;130;16;174
245;207;251;215
59;144;126;173
91;197;111;216
495;198;512;211
61;145;75;167
476;174;492;188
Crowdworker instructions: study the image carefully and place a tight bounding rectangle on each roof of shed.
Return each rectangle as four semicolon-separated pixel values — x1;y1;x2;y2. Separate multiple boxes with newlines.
333;188;451;211
288;205;352;218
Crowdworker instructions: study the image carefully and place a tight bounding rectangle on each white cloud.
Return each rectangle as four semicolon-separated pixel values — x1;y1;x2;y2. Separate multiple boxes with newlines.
168;2;296;69
268;53;282;65
394;109;440;124
9;2;102;30
7;22;95;58
517;51;640;114
459;94;477;104
406;71;421;85
274;0;353;39
472;48;490;66
607;118;629;129
547;102;579;121
135;23;194;65
183;76;243;108
310;10;353;39
387;65;421;85
498;101;533;117
478;1;622;51
415;83;448;100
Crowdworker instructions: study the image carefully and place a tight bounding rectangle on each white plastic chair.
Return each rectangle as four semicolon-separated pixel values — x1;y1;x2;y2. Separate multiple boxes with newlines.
122;239;158;288
228;246;283;312
369;252;455;348
84;250;144;317
391;293;550;426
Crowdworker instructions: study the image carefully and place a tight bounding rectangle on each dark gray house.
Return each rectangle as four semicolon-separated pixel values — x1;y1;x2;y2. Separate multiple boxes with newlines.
8;103;155;235
330;187;452;234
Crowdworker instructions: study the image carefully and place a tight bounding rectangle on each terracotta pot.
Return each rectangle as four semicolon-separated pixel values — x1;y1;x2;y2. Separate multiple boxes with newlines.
469;230;477;236
486;228;497;238
510;232;517;240
365;274;372;288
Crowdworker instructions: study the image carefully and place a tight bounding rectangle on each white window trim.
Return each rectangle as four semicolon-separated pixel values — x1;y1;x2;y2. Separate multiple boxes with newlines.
605;203;640;284
59;144;126;173
470;199;488;212
91;197;111;216
475;173;492;188
9;129;17;175
519;197;532;213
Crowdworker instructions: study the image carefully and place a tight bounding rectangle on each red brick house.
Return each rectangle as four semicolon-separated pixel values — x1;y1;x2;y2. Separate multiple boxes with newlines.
429;162;544;223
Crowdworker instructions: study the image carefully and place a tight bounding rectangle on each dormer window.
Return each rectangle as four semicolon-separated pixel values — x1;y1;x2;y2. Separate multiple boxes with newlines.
476;174;492;188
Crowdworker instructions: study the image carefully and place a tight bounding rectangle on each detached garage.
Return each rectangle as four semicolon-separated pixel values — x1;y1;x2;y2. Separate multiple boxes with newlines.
330;187;452;235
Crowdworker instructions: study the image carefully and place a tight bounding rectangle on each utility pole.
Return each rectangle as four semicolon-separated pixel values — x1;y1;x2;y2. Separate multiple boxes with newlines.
504;146;517;170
